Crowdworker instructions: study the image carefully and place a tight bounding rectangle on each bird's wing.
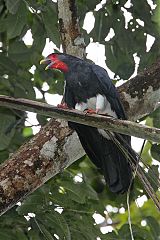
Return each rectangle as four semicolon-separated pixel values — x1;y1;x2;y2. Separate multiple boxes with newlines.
64;83;76;108
69;122;132;193
91;64;126;119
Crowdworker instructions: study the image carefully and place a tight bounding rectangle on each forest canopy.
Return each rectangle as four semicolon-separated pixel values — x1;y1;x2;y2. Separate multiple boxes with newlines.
0;0;160;239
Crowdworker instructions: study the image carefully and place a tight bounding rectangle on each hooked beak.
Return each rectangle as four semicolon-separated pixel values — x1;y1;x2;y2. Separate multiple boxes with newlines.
40;58;54;70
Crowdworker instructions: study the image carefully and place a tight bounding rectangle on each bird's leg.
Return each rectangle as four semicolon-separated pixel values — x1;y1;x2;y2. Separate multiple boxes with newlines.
57;102;69;109
75;102;96;114
84;109;97;114
85;108;112;116
84;94;105;115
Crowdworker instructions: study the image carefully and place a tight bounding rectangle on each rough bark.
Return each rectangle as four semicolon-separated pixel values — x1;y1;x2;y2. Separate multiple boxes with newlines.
0;0;160;215
119;59;160;121
0;119;84;215
57;0;85;58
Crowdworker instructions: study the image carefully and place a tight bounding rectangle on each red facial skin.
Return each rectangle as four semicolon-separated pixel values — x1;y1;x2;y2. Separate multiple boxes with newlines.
47;54;69;108
48;54;69;73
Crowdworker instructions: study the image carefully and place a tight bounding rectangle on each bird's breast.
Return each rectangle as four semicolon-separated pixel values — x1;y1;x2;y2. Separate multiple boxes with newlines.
74;97;96;111
75;94;117;117
87;97;97;110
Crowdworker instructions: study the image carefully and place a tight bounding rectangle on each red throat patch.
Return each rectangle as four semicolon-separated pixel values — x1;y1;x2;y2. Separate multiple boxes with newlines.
49;54;69;72
54;61;68;72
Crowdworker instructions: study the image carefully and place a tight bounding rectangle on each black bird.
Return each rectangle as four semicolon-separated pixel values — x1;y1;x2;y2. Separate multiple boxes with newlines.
40;53;135;193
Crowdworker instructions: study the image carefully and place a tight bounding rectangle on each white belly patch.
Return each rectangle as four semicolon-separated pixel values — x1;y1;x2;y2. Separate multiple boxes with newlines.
75;94;117;117
75;94;117;140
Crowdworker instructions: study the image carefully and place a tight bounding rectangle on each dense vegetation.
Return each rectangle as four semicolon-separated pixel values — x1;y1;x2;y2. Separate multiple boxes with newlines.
0;0;160;239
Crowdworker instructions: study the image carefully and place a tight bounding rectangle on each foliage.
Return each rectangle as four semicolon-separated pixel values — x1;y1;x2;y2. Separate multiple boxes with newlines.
0;0;160;239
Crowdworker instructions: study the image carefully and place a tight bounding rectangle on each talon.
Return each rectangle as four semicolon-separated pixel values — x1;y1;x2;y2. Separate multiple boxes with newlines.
57;103;69;109
84;109;97;114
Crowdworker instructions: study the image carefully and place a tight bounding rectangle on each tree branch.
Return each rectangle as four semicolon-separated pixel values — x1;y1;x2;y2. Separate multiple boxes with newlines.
0;118;85;215
0;95;160;143
118;59;160;121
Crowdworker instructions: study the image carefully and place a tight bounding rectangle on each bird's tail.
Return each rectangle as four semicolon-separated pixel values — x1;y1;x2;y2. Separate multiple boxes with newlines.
69;122;135;193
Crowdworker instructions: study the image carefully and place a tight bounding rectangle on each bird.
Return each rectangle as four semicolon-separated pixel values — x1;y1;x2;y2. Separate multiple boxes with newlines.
40;53;136;193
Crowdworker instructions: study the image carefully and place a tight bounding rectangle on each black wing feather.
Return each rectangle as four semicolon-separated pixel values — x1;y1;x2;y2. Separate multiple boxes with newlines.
65;61;134;193
91;64;126;119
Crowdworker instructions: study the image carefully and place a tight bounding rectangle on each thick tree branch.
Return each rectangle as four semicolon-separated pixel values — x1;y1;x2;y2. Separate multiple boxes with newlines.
0;119;85;215
0;0;160;215
0;95;160;143
119;59;160;121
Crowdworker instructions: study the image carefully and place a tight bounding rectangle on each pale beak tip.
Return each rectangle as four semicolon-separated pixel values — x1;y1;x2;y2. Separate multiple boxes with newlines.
40;58;50;70
40;59;45;65
45;66;49;70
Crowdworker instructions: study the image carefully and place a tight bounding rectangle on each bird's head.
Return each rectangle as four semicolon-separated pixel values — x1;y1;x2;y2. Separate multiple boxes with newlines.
40;53;69;73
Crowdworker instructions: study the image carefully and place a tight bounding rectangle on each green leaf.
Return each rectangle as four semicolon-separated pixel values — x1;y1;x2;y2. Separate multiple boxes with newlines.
104;232;119;240
6;1;27;39
151;1;160;33
105;42;135;79
13;84;27;98
31;18;46;53
8;41;32;63
0;229;14;240
14;229;29;240
146;216;160;239
139;39;160;71
17;189;48;215
90;10;110;42
12;74;35;99
118;224;152;240
0;150;9;164
0;112;16;150
36;114;48;126
47;70;64;95
27;229;42;240
0;54;18;74
0;18;7;33
23;127;33;137
0;1;4;14
60;180;98;203
5;0;21;14
42;0;60;47
150;107;160;128
150;144;160;161
86;0;100;10
141;141;152;165
37;223;55;240
43;212;71;240
130;1;152;25
64;213;103;240
148;165;159;192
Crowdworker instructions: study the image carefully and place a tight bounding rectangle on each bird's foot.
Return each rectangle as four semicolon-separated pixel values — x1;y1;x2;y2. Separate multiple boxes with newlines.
84;109;97;114
57;102;69;109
